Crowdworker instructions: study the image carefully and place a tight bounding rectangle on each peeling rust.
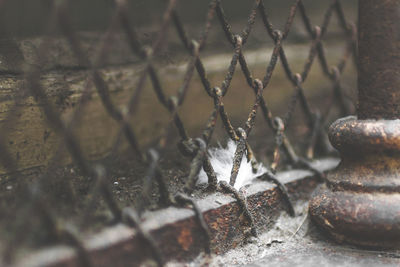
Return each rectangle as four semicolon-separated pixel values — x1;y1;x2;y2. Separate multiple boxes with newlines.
15;159;337;267
310;0;400;248
177;228;193;251
310;185;400;247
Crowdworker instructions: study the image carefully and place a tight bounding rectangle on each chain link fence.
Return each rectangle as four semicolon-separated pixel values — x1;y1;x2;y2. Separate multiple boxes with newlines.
0;0;357;266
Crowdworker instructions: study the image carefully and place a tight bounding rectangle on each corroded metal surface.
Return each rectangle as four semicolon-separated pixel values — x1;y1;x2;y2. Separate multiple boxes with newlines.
310;0;400;248
329;116;400;153
15;159;336;267
327;116;400;193
310;118;400;247
310;185;400;247
357;0;400;120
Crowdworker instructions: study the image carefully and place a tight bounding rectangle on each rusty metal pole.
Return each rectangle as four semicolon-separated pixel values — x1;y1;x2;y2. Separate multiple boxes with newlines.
309;0;400;247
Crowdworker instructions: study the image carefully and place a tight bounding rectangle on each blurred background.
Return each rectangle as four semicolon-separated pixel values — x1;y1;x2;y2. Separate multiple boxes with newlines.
0;0;357;264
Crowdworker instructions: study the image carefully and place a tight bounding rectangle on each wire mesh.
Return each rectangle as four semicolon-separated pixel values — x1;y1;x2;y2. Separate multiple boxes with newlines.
0;0;357;266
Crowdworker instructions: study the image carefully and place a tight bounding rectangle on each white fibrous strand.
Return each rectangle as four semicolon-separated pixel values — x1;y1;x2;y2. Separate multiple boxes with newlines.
198;140;266;190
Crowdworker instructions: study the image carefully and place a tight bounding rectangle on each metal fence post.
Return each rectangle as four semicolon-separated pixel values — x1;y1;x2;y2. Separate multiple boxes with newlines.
309;0;400;247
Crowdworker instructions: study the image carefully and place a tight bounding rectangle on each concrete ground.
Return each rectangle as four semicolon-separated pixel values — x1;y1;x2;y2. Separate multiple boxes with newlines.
178;201;400;267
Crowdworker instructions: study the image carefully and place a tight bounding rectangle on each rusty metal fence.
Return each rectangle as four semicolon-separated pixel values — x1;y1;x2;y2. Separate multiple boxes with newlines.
0;0;357;266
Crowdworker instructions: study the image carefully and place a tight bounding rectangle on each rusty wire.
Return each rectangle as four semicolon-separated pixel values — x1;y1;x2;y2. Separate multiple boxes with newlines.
0;0;356;265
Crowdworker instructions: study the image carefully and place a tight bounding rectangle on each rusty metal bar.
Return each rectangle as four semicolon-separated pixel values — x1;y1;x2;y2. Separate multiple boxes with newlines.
309;0;400;248
358;0;400;119
13;159;337;267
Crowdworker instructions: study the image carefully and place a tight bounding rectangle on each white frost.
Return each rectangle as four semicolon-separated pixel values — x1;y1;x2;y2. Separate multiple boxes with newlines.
198;140;267;190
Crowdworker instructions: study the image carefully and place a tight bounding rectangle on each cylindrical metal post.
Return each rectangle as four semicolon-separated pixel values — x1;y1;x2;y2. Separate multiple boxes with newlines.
358;0;400;119
309;0;400;247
